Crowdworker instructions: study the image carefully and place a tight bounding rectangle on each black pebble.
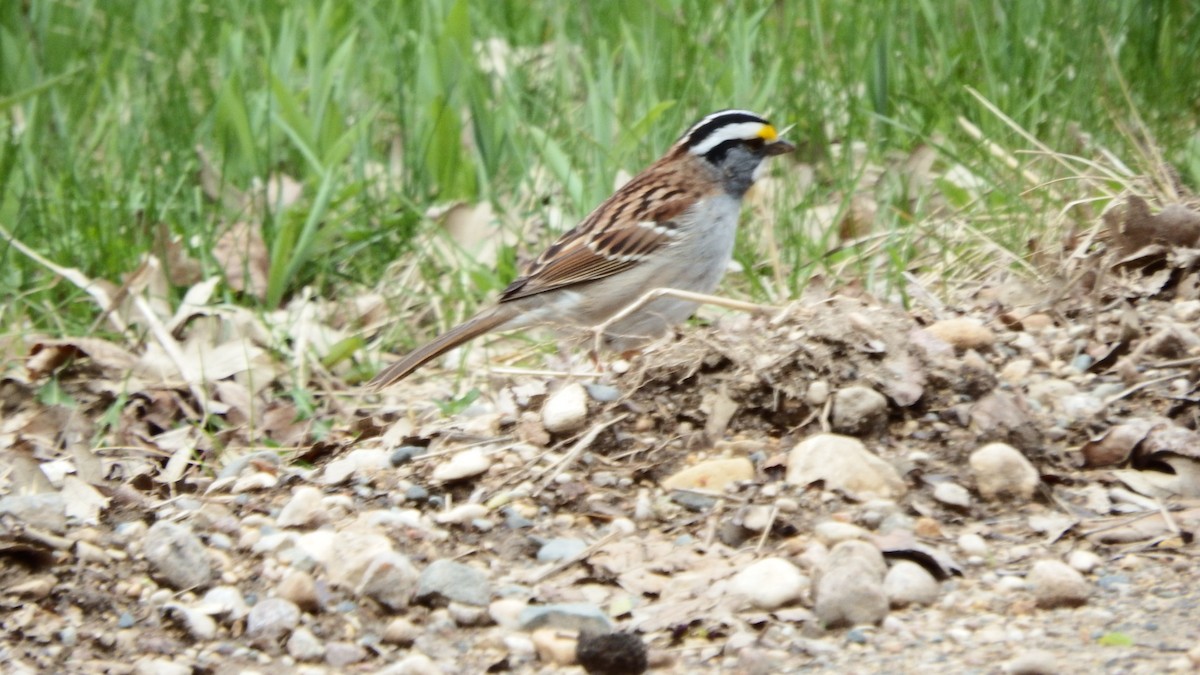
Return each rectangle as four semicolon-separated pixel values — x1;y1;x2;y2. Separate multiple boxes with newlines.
576;631;648;675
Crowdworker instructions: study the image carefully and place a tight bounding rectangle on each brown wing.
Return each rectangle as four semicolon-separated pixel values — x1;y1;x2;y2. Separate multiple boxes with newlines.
499;165;705;303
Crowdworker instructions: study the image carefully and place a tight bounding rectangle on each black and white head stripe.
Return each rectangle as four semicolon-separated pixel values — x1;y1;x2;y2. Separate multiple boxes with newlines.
680;109;779;157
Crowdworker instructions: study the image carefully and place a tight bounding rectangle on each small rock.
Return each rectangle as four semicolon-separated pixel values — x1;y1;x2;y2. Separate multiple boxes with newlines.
957;533;989;558
489;598;527;630
448;600;488;626
584;383;621;402
382;617;421;646
433;503;489;525
542;382;589;433
246;598;301;640
162;603;217;641
1027;559;1089;608
969;442;1039;500
813;521;869;544
932;482;972;508
358;551;420;611
537;538;588;563
231;471;277;493
661;457;754;492
786;434;906;499
376;653;444;675
277;569;320;612
0;493;68;532
805;380;830;406
431;448;493;483
325;641;367;668
325;526;394;588
1068;550;1102;574
830;386;889;436
576;632;649;675
287;627;325;662
201;586;250;621
132;658;191;675
416;559;491;607
884;560;939;608
531;627;579;666
321;448;389;484
519;603;613;634
1004;648;1060;674
727;557;808;610
277;486;325;528
815;541;888;628
925;317;995;350
389;445;424;467
143;522;213;590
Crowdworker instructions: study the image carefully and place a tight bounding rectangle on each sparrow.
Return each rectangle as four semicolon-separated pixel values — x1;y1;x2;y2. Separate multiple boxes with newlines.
371;109;793;388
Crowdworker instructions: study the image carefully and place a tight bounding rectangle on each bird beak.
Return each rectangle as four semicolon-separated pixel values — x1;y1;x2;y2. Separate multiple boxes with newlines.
764;138;795;156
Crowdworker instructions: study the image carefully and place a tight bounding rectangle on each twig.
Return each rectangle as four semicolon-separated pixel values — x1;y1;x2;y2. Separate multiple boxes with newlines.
1102;373;1180;407
532;414;628;494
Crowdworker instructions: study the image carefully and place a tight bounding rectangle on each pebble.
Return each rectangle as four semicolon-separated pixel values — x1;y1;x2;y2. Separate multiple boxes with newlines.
382;617;421;646
575;632;649;675
584;383;622;402
1027;559;1090;608
433;503;489;525
416;559;492;606
447;600;488;626
277;486;325;528
358;551;420;610
162;603;217;641
431;448;493;483
1;493;70;533
727;557;808;610
197;586;249;623
245;597;301;640
815;541;889;628
957;533;989;558
813;520;869;544
969;443;1040;500
806;380;830;406
1068;550;1102;574
321;448;389;484
376;653;444;675
519;603;613;634
661;457;754;492
536;537;588;562
786;434;906;499
325;641;367;667
286;627;325;661
143;522;213;590
830;385;889;435
132;658;191;675
925;317;996;350
884;560;940;608
1004;649;1060;674
542;382;589;433
277;569;320;611
325;526;395;588
389;445;424;467
932;481;972;508
531;627;578;666
231;471;277;492
490;599;529;630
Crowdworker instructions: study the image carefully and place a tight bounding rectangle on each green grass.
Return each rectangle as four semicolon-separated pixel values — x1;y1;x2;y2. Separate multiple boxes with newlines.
2;0;1199;355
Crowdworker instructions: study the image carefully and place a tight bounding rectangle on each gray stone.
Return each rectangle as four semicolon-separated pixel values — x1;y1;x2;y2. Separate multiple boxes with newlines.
831;386;889;435
542;382;589;433
0;493;67;532
815;541;889;628
786;434;906;499
536;538;588;563
325;641;367;667
416;559;491;606
286;627;325;662
358;551;420;611
245;597;301;640
969;442;1039;500
143;522;213;590
518;603;613;634
1004;649;1061;674
277;486;324;528
884;560;939;608
1027;559;1089;608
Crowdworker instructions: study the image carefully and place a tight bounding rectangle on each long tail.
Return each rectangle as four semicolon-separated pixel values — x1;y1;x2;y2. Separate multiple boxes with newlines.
369;307;514;389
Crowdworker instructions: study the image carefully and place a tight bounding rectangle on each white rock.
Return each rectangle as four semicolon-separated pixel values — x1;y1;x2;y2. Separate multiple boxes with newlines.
231;471;278;493
278;486;325;528
286;626;325;662
1026;559;1089;608
542;382;589;433
163;603;217;640
295;530;337;567
358;552;420;611
488;598;528;630
969;442;1039;500
375;653;444;675
831;386;889;435
433;503;489;525
324;526;395;589
884;560;939;608
932;482;972;508
957;533;989;558
813;521;869;544
786;434;906;499
727;557;808;610
814;540;888;627
321;448;389;484
1067;549;1102;574
431;448;493;483
1003;648;1061;674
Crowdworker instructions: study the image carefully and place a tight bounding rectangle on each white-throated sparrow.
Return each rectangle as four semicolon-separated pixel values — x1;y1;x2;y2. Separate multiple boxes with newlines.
371;109;793;388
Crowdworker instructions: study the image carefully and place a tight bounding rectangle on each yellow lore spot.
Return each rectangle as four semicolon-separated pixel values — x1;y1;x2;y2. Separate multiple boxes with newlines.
757;124;778;142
